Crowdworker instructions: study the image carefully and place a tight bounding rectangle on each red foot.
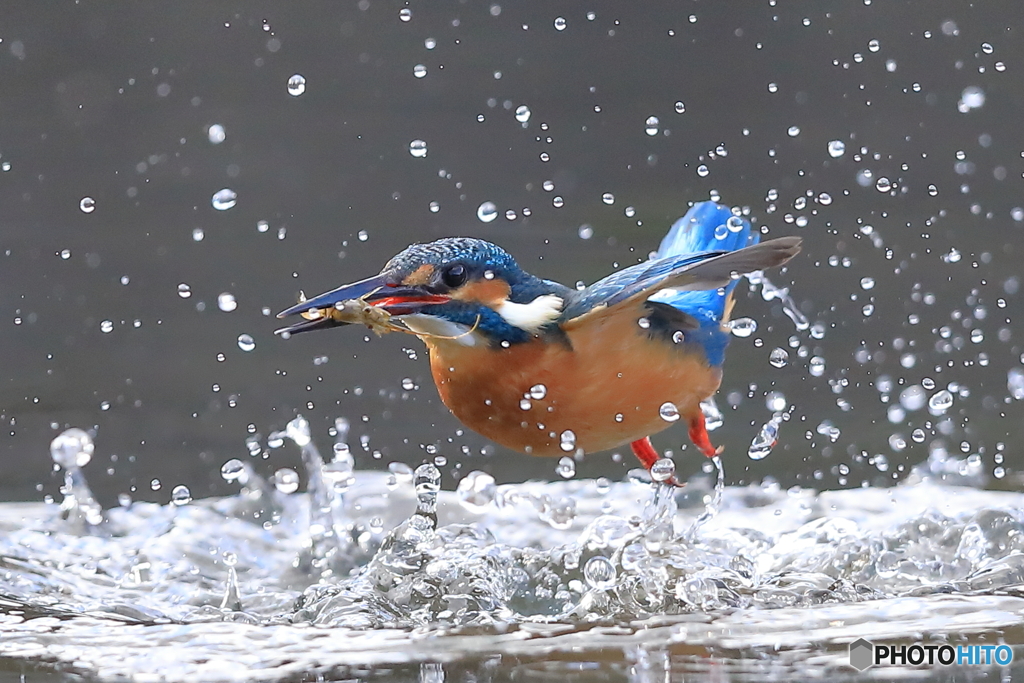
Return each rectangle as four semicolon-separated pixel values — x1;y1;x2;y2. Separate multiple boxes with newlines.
688;414;724;459
630;436;660;470
629;436;683;487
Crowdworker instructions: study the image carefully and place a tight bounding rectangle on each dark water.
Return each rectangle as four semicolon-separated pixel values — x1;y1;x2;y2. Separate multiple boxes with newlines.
0;2;1022;679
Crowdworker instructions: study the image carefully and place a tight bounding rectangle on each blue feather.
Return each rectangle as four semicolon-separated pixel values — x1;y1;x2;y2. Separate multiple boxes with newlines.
650;202;757;366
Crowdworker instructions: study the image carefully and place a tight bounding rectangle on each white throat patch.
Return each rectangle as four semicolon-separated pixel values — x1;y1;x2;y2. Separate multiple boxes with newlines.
495;294;563;334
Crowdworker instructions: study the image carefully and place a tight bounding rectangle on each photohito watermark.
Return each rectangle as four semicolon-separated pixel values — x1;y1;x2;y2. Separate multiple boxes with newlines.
849;638;1013;671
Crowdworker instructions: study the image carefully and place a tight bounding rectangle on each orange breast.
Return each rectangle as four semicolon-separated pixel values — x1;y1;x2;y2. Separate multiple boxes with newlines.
423;310;722;457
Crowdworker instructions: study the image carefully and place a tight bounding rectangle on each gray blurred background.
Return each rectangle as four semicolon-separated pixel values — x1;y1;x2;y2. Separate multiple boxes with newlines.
1;0;1020;504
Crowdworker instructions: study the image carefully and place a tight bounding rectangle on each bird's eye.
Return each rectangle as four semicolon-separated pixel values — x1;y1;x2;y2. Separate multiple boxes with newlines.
441;264;468;288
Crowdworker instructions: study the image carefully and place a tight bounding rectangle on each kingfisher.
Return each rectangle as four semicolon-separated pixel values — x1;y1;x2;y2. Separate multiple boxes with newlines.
277;201;800;481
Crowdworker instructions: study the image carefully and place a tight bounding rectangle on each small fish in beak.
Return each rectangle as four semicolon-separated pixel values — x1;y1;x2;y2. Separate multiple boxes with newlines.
275;274;450;337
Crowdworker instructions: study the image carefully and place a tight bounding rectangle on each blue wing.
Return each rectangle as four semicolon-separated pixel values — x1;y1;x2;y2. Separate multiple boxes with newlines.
560;202;761;366
649;202;757;324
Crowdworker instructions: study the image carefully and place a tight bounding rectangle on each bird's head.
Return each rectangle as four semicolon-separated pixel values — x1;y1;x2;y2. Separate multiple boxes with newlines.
276;237;569;346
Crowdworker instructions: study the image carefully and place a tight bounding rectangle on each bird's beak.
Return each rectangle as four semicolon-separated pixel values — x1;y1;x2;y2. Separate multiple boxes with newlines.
275;273;449;336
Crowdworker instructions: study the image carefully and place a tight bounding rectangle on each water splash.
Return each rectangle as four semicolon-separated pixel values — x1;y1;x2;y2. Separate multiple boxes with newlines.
50;428;104;530
699;397;723;431
750;271;809;331
748;413;783;460
3;431;1024;679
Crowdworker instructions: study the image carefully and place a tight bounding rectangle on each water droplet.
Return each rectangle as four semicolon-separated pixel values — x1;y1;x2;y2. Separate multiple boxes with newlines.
860;277;875;290
79;197;96;213
943;248;962;264
559;430;576;452
519;398;532;411
553;16;567;31
237;334;255;352
177;283;192;298
674;101;686;114
429;201;440;213
207;124;226;144
765;391;788;412
424;37;436;49
929;389;954;412
413;64;427;78
414;463;441;514
99;320;114;333
192;227;205;242
1009;368;1024;400
809;356;826;377
602;192;615;205
217;292;237;312
287;74;306;96
960;86;985;110
409;139;427;157
552;196;564;208
748;414;782;460
899;385;927;411
875;176;893;192
212;188;237;210
515;105;531;123
220;458;246;482
696;164;710;177
285;415;312;447
769;347;789;368
650;457;675;483
50;428;94;468
556;456;575;478
171;485;192;506
456;470;495;512
273;468;300;494
787;126;801;137
729;317;757;337
399;7;412;21
584;556;616;589
645;115;660;136
477;201;498;223
529;384;547;399
659;402;680;422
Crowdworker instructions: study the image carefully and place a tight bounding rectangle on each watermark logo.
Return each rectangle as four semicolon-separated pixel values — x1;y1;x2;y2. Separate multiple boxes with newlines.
849;639;873;671
849;638;1013;670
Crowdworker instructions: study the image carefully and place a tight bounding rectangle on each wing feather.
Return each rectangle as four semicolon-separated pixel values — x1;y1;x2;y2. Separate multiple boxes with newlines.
561;236;800;330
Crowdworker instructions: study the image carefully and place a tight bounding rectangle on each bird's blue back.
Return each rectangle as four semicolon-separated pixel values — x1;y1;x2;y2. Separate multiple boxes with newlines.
648;201;757;366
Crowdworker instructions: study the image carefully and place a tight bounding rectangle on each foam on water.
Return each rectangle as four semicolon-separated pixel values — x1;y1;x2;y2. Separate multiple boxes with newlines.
1;425;1023;680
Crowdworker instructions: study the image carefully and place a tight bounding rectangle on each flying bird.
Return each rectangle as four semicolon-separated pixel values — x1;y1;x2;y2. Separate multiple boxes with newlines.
277;201;800;481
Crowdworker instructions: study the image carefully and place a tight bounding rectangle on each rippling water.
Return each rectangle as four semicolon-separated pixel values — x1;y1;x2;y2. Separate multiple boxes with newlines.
1;421;1023;682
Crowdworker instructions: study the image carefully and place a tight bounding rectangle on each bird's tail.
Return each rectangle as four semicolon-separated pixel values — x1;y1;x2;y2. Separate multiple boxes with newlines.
656;201;757;260
652;201;757;326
